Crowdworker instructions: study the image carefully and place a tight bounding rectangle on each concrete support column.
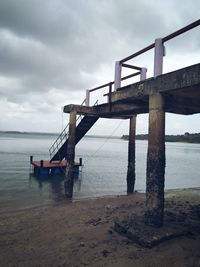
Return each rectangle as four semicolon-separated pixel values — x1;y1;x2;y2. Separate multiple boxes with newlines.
114;61;122;91
126;115;137;194
145;93;165;227
64;110;77;198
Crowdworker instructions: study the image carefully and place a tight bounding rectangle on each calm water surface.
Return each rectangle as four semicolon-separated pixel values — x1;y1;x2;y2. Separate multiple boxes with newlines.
0;132;199;213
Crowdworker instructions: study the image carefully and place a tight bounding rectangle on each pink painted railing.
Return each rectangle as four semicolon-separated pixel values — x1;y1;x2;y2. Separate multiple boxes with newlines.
85;19;199;106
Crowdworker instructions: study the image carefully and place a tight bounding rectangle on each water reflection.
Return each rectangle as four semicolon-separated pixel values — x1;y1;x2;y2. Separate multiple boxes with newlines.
30;173;82;202
166;142;200;154
183;147;200;154
1;133;200;212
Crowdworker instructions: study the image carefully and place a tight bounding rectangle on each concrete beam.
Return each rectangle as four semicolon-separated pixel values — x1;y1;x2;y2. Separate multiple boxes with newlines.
111;63;200;105
64;104;96;115
63;102;148;118
64;64;199;117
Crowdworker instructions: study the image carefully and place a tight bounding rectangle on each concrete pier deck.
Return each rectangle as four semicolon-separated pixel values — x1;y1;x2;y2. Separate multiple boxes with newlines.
64;63;200;117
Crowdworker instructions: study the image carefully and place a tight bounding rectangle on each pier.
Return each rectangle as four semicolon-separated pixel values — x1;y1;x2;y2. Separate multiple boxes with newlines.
35;20;200;228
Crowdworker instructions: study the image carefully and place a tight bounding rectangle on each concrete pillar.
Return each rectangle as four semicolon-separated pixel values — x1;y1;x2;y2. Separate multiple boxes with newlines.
85;90;90;106
64;110;77;198
154;38;164;77
126;115;137;194
145;93;165;227
108;82;112;111
114;61;121;91
40;160;44;168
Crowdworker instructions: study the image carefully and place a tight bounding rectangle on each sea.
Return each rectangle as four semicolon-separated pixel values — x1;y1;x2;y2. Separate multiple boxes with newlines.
0;132;199;214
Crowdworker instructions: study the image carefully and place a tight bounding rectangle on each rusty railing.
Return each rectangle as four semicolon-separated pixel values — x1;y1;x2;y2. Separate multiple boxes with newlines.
85;19;199;106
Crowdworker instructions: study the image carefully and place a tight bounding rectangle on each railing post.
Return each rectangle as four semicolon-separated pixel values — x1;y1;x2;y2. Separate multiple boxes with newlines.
114;61;122;91
108;82;112;111
154;38;164;77
85;89;90;106
140;67;147;81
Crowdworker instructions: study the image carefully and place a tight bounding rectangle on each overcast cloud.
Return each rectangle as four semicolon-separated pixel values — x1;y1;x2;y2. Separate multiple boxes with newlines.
0;0;199;135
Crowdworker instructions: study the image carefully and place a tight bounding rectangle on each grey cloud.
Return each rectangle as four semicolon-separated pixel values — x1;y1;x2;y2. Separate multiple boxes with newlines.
0;0;76;44
0;28;97;100
0;0;199;133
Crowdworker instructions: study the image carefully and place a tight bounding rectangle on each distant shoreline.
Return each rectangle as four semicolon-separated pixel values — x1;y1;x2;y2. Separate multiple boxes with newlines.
0;130;58;136
0;131;120;139
121;133;200;144
1;131;200;143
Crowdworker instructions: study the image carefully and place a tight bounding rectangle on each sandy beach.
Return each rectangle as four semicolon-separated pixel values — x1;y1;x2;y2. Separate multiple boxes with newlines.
0;188;200;267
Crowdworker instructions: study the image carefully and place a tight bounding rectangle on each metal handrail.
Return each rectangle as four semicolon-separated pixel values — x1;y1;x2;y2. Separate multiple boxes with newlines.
89;82;114;93
120;19;200;64
49;114;84;159
120;43;155;64
49;98;96;159
89;70;141;93
88;20;199;100
162;19;200;42
121;71;141;81
122;63;142;70
49;123;69;159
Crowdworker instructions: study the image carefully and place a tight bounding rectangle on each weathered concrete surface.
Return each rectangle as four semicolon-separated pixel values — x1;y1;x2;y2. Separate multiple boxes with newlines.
127;115;136;193
145;93;165;227
64;64;200;118
64;101;147;118
114;214;191;248
65;110;76;198
113;195;200;248
111;63;200;115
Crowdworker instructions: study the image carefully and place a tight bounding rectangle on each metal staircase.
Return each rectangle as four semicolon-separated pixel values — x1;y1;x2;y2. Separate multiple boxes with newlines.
49;102;99;161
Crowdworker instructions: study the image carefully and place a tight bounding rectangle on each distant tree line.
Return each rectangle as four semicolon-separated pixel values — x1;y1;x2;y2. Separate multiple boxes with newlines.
121;132;200;143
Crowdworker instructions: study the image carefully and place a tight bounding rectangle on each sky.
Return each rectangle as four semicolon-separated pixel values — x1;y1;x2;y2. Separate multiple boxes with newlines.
0;0;199;136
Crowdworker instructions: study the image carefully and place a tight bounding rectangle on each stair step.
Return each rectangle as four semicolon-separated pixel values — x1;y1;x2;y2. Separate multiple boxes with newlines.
50;116;99;161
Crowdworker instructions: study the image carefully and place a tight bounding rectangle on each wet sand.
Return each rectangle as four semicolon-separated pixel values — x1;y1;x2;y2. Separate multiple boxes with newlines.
0;188;200;267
